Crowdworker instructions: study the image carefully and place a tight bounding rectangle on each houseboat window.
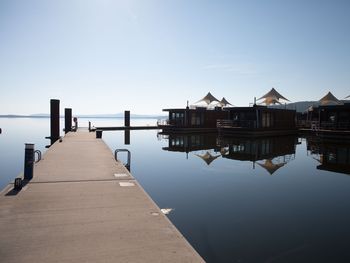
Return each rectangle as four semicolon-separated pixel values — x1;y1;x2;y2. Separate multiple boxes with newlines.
337;148;348;164
191;113;202;126
171;137;184;147
232;144;245;152
262;112;272;128
327;152;336;163
190;135;201;146
261;140;271;154
339;112;348;121
171;112;184;125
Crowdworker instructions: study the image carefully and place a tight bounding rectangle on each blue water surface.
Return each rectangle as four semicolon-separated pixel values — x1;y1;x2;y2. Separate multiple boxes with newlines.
1;118;350;263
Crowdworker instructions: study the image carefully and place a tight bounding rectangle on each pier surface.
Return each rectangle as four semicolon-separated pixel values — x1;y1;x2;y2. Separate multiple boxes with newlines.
0;130;203;262
95;126;158;130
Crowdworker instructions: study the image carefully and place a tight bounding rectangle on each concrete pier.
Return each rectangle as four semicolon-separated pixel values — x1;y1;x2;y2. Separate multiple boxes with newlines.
0;130;203;262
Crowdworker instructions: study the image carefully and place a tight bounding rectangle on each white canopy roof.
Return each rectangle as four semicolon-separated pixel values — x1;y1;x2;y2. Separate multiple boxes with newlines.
195;92;220;105
195;151;221;165
259;97;282;105
258;88;290;105
219;97;233;107
257;159;286;175
319;92;342;106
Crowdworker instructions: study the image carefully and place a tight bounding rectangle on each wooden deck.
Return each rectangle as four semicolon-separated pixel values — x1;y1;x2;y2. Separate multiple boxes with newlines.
0;130;203;263
95;126;158;130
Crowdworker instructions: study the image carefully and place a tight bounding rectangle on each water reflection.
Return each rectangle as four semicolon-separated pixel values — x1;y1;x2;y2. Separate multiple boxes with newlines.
161;133;219;153
306;136;350;175
161;133;299;175
221;136;298;175
2;119;350;263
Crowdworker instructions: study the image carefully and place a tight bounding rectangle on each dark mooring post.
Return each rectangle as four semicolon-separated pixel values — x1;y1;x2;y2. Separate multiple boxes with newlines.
96;130;103;139
24;143;34;180
50;99;60;144
125;110;130;127
64;108;72;134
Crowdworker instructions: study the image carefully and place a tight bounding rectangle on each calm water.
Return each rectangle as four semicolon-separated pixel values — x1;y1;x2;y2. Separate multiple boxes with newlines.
1;118;350;262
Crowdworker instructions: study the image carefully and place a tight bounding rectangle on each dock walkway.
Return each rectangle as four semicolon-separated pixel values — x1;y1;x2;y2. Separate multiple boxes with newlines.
0;130;203;262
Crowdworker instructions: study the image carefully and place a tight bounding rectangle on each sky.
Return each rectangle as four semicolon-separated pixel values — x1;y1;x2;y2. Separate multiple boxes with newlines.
1;0;350;115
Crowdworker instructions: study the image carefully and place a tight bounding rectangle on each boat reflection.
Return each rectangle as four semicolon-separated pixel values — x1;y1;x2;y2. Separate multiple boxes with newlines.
306;136;350;175
220;136;298;174
161;133;299;174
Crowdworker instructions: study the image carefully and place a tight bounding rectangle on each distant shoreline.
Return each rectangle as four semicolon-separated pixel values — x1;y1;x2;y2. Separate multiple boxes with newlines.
0;115;166;119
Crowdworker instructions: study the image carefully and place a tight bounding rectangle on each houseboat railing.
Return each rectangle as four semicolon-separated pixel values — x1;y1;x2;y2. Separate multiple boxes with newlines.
320;121;350;130
336;122;350;130
217;119;256;129
217;119;233;128
297;121;350;130
157;119;169;126
218;119;297;129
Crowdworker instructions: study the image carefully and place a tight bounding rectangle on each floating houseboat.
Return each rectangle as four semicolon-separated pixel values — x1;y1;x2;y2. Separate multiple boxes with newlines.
298;92;350;138
158;92;230;133
318;103;350;130
159;89;297;135
217;105;297;136
159;107;228;133
216;88;297;136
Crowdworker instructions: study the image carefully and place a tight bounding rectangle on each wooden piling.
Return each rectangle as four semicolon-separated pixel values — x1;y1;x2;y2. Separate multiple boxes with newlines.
124;110;130;127
64;108;72;134
50;99;60;144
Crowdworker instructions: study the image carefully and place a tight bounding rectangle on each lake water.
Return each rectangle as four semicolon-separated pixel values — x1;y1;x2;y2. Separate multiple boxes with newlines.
1;118;350;262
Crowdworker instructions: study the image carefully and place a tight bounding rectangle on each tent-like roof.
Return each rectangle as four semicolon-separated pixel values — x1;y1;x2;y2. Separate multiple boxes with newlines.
258;88;290;105
345;95;350;99
319;92;342;106
259;97;282;105
257;159;286;175
219;97;233;107
195;151;221;165
195;92;220;105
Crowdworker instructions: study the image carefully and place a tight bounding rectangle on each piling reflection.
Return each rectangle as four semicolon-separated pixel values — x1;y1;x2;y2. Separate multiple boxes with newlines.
161;133;299;174
124;130;130;145
306;136;350;175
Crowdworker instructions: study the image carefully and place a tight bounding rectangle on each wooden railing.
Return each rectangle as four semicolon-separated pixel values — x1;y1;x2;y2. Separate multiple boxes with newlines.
157;119;169;126
217;119;256;129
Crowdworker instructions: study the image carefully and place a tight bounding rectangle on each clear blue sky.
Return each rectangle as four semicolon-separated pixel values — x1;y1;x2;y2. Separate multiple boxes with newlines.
1;0;349;115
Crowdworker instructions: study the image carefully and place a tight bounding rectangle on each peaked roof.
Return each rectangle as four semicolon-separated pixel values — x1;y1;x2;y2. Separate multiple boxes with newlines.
195;92;220;104
258;88;290;105
257;159;286;175
259;97;282;105
345;95;350;99
195;151;221;165
219;97;233;106
319;92;342;106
